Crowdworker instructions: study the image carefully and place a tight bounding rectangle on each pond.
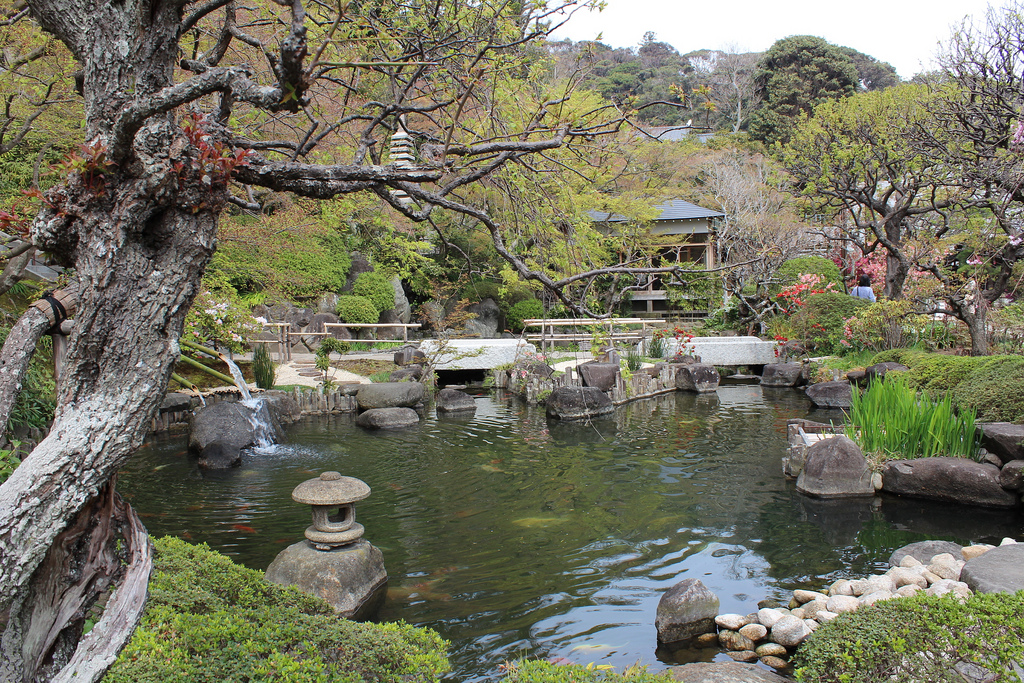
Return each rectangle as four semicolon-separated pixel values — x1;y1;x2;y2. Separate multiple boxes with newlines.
118;383;1024;681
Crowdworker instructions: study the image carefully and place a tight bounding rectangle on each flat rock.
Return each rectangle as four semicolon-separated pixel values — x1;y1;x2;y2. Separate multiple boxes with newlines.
760;363;808;387
545;386;614;421
436;388;477;413
715;614;749;630
796;436;874;498
579;362;620;392
356;382;425;410
669;661;790;683
389;364;423;382
864;362;909;381
355;407;419;429
805;381;853;408
160;392;195;413
881;457;1019;508
978;422;1024;462
265;539;387;619
960;543;1024;594
889;540;964;567
655;578;719;644
675;364;721;393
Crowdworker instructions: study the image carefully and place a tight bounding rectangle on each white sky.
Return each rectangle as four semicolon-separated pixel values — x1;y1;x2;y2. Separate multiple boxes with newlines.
550;0;999;80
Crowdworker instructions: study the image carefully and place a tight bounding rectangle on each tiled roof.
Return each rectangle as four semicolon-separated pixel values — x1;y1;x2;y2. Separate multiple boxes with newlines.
587;199;725;223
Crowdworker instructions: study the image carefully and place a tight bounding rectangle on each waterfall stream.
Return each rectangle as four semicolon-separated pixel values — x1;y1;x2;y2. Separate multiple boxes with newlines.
221;356;276;450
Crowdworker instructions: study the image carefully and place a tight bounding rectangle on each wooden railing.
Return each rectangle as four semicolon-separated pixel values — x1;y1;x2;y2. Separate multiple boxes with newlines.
251;322;422;361
522;318;655;352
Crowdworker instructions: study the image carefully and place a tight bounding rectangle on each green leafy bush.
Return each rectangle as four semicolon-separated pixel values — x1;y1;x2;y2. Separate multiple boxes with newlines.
336;295;380;325
0;446;21;483
776;256;843;291
505;298;544;333
252;343;276;390
352;271;396;314
846;376;979;462
502;660;676;683
106;537;449;682
950;355;1024;423
793;591;1024;683
789;292;868;354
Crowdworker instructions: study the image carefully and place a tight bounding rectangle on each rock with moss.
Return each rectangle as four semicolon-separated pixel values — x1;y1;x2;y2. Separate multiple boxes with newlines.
105;537;449;682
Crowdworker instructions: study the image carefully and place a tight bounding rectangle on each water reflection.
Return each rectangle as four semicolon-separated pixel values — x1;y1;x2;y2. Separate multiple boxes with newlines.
119;384;1022;681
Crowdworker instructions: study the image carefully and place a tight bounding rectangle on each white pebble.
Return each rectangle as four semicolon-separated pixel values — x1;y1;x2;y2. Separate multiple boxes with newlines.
715;614;749;630
757;608;785;629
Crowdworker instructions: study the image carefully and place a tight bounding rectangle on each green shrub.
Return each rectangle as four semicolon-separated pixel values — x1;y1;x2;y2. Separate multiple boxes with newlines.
460;279;502;303
776;256;843;291
252;343;276;390
846;376;979;462
907;354;981;396
352;271;396;314
502;660;676;683
106;537;449;682
0;446;21;484
336;295;380;325
951;355;1024;423
789;292;868;354
505;298;544;333
793;591;1024;683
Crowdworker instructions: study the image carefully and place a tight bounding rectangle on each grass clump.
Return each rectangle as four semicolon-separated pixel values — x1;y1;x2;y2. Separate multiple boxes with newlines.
845;376;979;462
106;537;448;683
501;660;676;683
793;591;1024;683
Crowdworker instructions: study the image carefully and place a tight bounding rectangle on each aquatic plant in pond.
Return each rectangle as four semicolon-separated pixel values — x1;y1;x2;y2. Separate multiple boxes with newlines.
844;376;980;462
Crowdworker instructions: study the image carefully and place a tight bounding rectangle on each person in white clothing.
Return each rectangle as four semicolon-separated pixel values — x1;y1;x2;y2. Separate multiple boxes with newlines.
850;274;876;302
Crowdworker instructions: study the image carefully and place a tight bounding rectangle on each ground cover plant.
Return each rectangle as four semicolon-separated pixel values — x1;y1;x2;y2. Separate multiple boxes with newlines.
500;660;676;683
105;537;449;682
844;376;980;463
792;591;1024;682
869;350;1024;423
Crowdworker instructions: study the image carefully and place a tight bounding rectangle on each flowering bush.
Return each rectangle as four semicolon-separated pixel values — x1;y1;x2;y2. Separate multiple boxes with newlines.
184;289;262;354
776;273;837;313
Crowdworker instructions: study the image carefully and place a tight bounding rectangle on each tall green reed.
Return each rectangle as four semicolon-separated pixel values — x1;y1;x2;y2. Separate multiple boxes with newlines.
844;376;980;461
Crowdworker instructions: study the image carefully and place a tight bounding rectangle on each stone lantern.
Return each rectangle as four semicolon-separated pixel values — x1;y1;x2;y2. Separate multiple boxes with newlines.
292;471;370;550
265;471;387;618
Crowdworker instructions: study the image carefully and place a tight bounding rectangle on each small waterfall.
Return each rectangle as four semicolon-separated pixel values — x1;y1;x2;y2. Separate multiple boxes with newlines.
222;356;276;451
222;357;252;401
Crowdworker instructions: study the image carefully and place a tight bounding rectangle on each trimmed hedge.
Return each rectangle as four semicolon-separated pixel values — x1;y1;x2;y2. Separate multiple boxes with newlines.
506;299;544;333
105;537;448;682
336;295;380;325
793;591;1024;682
869;350;1024;423
352;271;396;314
776;255;844;290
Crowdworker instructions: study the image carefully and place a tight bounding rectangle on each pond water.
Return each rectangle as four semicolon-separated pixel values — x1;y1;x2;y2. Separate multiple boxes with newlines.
118;383;1023;681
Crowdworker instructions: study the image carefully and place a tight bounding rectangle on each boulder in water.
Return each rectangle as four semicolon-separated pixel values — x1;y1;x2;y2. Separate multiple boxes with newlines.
355;407;419;429
188;400;280;468
356;382;425;409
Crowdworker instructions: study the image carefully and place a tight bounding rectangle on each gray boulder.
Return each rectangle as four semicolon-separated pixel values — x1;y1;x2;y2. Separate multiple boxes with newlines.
344;251;373;291
287;306;315;331
523;361;554;379
675;364;720;393
961;543;1024;594
316;292;339;314
160;392;195;414
393;345;426;366
377;309;405;340
760;363;808;387
777;340;807;362
356;382;425;410
999;460;1024;491
436;388;476;413
579;362;620;392
355;407;419;429
881;457;1020;508
805;381;853;408
545;386;614;421
262;392;302;424
265;539;388;619
655;578;719;644
796;436;874;498
889;540;964;568
389;364;423;383
864;362;909;382
669;662;790;683
189;401;280;468
306;312;341;343
391;276;411;324
463;298;501;338
979;423;1024;462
